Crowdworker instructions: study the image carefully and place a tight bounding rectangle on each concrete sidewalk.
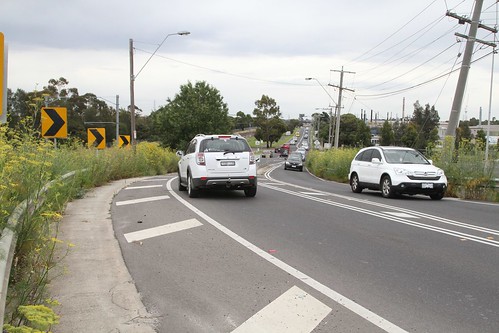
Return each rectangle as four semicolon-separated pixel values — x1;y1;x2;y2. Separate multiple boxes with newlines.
49;178;157;332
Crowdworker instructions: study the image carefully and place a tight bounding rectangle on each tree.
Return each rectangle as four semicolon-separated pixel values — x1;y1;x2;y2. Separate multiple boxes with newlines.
338;114;371;147
411;101;440;150
150;81;230;150
234;111;252;130
392;120;407;146
401;122;419;147
380;120;394;146
252;95;286;148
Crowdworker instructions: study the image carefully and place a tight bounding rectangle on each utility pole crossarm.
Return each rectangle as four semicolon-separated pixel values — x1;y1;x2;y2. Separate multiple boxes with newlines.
445;0;493;137
446;11;498;33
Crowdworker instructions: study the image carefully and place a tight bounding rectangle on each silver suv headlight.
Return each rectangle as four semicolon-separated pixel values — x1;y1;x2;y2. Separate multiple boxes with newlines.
393;167;414;176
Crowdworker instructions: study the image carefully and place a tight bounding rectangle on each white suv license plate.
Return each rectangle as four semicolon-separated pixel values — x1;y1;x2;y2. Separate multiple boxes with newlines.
220;161;236;166
422;183;433;189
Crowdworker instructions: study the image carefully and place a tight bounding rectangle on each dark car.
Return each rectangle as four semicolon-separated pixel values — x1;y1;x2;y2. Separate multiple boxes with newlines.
284;152;303;171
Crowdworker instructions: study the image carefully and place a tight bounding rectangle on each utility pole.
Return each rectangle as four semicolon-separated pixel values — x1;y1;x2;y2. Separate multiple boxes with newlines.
129;38;136;146
115;95;119;143
445;0;497;137
329;67;355;148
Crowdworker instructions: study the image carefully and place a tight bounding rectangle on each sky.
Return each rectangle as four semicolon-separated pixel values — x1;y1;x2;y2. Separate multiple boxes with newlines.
2;0;498;123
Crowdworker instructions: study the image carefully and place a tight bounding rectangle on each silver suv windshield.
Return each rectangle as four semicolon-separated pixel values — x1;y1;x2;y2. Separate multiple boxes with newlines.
200;138;251;153
383;149;430;164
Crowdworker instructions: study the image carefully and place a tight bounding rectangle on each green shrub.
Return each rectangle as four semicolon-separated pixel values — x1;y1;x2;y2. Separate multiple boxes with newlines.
306;148;358;182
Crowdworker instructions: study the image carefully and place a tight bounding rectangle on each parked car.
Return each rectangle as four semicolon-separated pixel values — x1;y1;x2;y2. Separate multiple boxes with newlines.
177;134;257;198
348;146;447;200
284;152;303;172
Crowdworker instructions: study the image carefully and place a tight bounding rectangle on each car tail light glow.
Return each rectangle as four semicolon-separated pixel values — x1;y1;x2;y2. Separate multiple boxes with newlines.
196;152;205;165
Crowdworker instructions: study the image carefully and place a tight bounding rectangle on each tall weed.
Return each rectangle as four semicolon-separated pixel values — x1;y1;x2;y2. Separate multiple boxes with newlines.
0;123;179;327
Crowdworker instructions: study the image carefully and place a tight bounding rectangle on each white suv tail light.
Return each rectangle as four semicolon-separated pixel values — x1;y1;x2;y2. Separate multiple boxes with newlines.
196;152;206;165
249;152;255;165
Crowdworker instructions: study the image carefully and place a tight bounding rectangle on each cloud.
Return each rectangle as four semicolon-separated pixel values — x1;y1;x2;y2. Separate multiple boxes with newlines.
2;0;498;122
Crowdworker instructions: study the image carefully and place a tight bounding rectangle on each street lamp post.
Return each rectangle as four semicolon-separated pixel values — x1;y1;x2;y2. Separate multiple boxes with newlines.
305;78;337;146
129;31;190;146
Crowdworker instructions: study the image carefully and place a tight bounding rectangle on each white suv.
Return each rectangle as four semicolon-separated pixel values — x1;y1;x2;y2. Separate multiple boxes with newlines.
348;146;447;200
177;134;257;197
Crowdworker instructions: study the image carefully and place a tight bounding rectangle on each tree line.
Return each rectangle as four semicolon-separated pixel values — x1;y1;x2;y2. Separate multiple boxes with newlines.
6;77;495;151
5;78;302;150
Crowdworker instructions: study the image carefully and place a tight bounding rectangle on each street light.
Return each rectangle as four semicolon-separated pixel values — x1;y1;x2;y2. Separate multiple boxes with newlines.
129;31;190;146
305;78;337;146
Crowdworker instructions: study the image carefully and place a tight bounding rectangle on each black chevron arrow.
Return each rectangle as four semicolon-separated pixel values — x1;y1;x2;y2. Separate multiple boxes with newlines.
44;108;65;137
90;129;104;147
120;135;129;146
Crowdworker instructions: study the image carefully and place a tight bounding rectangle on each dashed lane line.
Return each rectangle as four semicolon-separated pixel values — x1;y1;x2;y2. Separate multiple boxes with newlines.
115;195;170;206
125;185;164;190
124;218;202;243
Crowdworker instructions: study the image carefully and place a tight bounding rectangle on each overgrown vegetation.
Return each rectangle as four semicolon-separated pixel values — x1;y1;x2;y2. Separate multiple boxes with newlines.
0;121;178;330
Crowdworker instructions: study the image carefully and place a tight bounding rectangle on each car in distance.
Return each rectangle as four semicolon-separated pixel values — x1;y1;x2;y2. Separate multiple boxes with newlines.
177;134;257;198
348;146;447;200
284;152;304;172
296;147;307;161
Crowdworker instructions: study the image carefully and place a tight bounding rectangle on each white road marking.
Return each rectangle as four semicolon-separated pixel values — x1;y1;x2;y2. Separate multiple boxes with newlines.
382;212;419;218
166;178;409;333
299;192;328;196
126;185;164;190
124;218;202;243
232;285;331;333
262;183;499;248
115;195;170;206
141;178;171;182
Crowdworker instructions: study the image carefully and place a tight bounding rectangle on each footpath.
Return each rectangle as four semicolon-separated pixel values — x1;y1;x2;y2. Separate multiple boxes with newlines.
49;178;157;333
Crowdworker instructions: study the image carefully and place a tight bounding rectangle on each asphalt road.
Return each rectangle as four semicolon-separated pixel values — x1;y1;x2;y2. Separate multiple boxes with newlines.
111;160;499;332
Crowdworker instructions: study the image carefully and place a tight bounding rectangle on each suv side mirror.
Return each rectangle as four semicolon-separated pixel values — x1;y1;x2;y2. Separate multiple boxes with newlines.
176;150;184;157
371;157;381;164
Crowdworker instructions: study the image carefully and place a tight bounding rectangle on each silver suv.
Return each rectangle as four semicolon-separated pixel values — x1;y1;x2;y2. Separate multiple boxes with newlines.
348;146;447;200
177;134;257;197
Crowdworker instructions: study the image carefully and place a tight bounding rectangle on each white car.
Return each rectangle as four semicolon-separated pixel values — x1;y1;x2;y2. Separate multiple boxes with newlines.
177;134;257;198
296;147;307;161
348;146;447;200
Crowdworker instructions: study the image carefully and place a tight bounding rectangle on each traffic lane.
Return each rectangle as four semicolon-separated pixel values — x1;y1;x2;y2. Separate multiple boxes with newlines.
111;176;385;333
268;164;499;231
184;180;499;332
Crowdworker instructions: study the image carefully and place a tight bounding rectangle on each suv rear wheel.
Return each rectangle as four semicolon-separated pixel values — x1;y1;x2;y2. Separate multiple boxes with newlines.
178;171;186;191
244;187;257;197
187;173;199;198
350;173;363;193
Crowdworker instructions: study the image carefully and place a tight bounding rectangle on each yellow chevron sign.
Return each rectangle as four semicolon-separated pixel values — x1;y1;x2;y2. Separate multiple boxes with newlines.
41;107;67;138
87;128;106;149
118;135;130;148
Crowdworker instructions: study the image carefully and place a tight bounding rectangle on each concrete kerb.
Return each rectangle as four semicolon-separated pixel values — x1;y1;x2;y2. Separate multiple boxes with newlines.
49;177;157;333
